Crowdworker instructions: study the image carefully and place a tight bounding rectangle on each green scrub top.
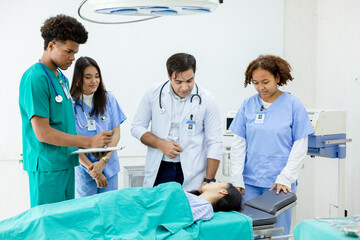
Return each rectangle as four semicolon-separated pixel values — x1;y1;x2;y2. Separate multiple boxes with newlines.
19;62;79;171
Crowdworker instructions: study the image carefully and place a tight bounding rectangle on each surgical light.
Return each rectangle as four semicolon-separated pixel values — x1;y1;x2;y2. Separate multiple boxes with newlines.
78;0;222;24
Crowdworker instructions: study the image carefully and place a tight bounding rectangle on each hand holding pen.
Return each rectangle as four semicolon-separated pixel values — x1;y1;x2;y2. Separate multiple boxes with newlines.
88;122;113;159
88;123;112;149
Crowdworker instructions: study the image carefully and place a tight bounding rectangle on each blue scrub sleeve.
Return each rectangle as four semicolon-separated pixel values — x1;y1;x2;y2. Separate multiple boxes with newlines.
291;101;315;141
229;102;246;138
107;93;127;129
21;71;50;121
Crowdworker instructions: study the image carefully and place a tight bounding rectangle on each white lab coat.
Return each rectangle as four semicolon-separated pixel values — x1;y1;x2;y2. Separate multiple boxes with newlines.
131;82;223;191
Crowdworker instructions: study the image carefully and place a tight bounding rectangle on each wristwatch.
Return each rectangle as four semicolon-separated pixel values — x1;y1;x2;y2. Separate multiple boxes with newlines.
101;157;109;164
203;178;216;183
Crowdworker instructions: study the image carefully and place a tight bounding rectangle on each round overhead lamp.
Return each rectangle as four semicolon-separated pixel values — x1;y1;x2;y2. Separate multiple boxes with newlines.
78;0;223;24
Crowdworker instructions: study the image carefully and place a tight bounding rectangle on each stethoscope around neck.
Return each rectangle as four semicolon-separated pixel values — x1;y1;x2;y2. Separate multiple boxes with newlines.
73;100;91;128
38;60;67;103
73;98;108;128
158;80;202;114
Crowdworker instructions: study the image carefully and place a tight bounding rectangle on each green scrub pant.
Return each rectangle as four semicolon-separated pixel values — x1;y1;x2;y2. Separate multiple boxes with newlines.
27;168;75;208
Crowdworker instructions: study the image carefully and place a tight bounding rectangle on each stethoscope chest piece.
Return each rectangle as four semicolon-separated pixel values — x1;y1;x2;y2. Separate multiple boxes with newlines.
159;108;165;114
55;95;63;103
101;115;107;121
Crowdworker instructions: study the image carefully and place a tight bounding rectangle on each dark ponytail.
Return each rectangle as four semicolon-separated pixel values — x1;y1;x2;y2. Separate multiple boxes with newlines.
213;183;242;212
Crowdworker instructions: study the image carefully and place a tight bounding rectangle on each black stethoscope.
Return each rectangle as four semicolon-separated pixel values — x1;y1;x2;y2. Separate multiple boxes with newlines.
159;80;202;114
38;60;67;103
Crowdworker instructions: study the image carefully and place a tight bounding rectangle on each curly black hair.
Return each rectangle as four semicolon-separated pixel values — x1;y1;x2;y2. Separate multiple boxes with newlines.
244;55;294;87
41;14;88;50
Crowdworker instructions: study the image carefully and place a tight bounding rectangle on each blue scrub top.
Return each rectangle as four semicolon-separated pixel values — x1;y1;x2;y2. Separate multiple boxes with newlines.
229;93;314;188
73;92;126;182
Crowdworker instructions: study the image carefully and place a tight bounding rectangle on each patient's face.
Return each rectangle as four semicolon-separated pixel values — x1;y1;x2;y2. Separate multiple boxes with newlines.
202;181;229;193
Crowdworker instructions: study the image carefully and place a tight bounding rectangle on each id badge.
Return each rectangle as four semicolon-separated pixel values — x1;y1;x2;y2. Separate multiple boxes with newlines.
186;120;196;135
254;112;265;124
88;119;96;131
61;83;71;99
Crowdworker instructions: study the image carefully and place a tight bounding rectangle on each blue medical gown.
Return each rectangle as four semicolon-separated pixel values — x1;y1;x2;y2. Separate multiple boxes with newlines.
229;93;314;188
73;92;126;183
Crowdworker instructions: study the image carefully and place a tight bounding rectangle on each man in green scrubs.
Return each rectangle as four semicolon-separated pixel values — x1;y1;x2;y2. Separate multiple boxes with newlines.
19;15;113;207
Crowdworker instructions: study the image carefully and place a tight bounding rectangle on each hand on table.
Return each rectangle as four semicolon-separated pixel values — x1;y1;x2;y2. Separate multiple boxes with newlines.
236;187;245;197
270;183;292;194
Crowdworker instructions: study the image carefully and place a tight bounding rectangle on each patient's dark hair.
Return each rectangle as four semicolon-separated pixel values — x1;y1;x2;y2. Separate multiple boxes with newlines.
189;183;242;212
213;183;242;212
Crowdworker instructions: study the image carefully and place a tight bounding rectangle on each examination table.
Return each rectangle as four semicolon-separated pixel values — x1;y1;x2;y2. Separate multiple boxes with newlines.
239;189;297;239
0;182;296;240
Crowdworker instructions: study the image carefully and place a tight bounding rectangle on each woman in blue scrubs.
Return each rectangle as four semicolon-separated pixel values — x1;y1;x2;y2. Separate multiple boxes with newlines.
70;57;126;197
229;55;314;236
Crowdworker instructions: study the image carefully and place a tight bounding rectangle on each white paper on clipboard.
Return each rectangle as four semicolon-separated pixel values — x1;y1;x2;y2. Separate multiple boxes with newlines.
71;146;126;154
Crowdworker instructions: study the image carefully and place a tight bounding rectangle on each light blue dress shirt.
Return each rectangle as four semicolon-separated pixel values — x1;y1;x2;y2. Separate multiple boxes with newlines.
185;192;213;222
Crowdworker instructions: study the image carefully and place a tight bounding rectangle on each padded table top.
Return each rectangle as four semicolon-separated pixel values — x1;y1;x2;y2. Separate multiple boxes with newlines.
239;205;277;227
245;190;297;215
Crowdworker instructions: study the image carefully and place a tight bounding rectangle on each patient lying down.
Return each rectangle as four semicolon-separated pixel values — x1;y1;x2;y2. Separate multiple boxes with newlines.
186;181;242;222
0;182;243;239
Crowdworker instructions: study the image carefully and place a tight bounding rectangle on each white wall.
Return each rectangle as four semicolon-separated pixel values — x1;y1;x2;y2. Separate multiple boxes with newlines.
0;0;284;160
283;0;318;222
314;0;360;217
284;0;360;221
0;0;284;220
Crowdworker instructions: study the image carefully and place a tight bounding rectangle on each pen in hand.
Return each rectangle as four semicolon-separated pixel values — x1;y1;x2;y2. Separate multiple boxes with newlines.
96;122;111;148
96;122;104;132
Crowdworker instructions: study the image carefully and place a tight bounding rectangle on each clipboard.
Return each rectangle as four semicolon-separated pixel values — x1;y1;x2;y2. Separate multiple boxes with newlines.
71;146;126;154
